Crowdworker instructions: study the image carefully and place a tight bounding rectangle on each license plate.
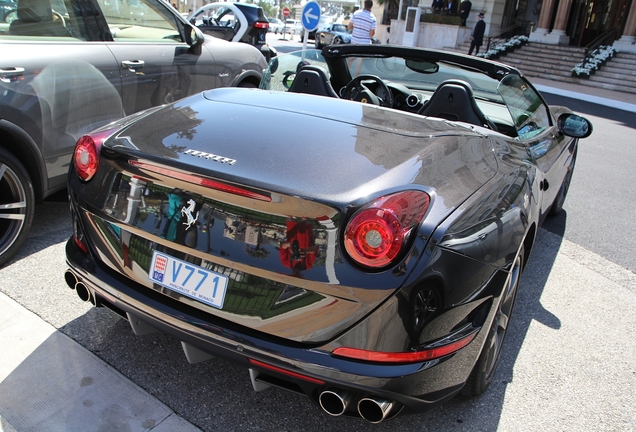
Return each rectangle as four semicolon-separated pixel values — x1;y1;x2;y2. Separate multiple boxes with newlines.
149;251;228;309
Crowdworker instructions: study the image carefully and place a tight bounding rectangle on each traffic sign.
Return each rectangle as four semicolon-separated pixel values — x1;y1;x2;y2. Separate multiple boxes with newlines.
283;7;290;17
301;1;321;32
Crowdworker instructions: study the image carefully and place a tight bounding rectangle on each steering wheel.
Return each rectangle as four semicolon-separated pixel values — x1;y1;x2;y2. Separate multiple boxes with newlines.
342;75;394;108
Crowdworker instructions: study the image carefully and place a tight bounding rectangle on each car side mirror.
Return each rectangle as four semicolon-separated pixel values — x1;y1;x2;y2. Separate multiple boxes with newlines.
557;113;593;139
186;25;205;55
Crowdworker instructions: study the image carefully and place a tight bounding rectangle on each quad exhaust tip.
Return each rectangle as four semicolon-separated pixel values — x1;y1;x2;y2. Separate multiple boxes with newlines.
319;389;353;416
357;397;395;424
65;270;95;305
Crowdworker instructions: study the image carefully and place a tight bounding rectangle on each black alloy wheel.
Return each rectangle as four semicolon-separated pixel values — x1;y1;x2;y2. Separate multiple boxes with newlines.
0;148;35;267
462;246;525;396
412;287;439;331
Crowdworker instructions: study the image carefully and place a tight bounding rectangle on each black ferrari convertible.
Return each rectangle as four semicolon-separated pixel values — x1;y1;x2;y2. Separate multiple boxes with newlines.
65;45;592;423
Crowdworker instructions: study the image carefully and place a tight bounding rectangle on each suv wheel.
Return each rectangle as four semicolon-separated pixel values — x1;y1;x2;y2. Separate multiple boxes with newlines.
0;148;35;267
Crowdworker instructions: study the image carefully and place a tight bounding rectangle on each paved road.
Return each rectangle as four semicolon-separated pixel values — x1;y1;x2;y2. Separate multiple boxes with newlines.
1;51;635;430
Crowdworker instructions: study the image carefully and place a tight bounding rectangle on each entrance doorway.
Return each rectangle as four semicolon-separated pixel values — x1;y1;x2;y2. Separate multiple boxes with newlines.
567;0;630;46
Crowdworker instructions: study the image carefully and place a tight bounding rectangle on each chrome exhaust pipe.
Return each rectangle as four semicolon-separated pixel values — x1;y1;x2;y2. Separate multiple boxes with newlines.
64;270;78;290
74;281;95;305
319;389;353;416
357;397;395;424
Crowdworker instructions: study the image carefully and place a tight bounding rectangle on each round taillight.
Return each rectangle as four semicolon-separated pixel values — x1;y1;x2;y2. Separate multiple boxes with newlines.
345;209;403;267
344;191;430;269
73;135;99;181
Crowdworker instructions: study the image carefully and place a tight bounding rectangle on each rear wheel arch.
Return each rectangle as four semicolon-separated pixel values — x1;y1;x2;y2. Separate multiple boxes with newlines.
0;120;46;201
462;237;526;397
232;71;263;88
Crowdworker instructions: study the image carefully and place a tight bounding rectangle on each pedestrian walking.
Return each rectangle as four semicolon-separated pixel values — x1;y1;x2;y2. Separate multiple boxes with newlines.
348;0;377;44
468;12;486;55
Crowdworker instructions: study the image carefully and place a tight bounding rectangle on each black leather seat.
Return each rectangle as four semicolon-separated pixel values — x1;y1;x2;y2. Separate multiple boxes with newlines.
10;0;72;37
289;65;339;98
418;79;497;130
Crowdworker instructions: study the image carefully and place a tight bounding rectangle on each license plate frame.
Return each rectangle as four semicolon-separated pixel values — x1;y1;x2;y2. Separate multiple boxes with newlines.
148;251;228;309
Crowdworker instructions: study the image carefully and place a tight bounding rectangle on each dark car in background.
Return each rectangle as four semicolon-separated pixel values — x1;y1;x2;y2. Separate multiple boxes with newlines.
189;2;275;60
299;15;332;43
0;0;16;23
65;46;591;423
0;0;267;267
313;23;350;48
313;24;381;48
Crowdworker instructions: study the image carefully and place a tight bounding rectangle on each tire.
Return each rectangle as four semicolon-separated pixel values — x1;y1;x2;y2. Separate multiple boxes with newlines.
462;245;525;396
237;81;257;89
549;149;577;216
0;147;35;267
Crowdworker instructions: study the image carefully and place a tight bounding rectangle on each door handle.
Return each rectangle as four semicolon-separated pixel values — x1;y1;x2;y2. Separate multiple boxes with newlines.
0;67;25;83
121;60;145;72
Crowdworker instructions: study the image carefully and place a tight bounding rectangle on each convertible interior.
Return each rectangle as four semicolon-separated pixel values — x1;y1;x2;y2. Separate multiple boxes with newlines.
261;45;551;139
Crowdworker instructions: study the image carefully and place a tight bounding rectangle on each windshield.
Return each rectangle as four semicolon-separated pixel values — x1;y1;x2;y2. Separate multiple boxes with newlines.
261;50;504;102
259;49;531;134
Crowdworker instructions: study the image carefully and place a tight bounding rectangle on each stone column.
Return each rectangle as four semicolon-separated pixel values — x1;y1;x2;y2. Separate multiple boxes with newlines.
545;0;573;44
529;0;557;42
615;0;636;53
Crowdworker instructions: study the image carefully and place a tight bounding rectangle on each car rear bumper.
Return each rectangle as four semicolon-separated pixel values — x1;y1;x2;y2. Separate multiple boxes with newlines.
64;235;491;421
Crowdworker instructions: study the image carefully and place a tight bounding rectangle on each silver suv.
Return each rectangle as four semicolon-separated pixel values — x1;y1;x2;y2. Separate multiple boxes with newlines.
0;0;267;266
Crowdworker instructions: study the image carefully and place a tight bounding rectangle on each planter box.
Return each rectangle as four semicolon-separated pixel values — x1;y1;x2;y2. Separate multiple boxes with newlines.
390;19;471;48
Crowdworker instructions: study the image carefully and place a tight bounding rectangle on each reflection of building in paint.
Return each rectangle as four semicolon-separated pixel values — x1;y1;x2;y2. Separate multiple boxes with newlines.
124;177;147;224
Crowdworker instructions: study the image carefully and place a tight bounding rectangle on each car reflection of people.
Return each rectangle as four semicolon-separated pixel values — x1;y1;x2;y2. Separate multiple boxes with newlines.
279;220;318;276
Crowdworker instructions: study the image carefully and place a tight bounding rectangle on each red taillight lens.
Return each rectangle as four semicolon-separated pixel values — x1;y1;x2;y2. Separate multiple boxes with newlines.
344;190;430;268
332;331;476;364
73;136;99;181
254;21;269;29
73;129;116;181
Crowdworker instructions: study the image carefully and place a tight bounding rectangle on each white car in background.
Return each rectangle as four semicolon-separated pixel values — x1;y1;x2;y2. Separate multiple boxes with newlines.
281;19;299;35
268;17;284;33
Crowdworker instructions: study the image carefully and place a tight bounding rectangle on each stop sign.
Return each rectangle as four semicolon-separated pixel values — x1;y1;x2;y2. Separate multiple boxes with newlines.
283;7;290;17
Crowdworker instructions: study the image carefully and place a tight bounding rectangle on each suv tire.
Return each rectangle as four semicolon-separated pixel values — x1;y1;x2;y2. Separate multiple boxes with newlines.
0;147;35;267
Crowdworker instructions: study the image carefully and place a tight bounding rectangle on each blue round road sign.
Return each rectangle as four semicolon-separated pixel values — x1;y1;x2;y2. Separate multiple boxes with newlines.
301;1;321;32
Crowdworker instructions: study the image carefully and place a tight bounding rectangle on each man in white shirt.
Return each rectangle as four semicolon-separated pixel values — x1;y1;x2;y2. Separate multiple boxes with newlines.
348;0;377;44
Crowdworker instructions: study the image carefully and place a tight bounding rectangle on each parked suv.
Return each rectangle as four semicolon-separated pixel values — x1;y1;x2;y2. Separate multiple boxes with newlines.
0;0;267;266
189;2;275;60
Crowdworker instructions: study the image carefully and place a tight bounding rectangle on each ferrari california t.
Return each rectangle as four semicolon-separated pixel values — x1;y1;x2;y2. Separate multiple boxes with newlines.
65;45;592;423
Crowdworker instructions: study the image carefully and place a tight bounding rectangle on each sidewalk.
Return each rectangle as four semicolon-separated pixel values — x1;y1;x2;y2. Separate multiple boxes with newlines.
531;77;636;112
0;291;201;432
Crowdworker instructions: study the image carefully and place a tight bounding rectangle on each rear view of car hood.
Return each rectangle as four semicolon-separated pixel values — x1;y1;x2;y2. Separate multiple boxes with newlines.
106;89;498;208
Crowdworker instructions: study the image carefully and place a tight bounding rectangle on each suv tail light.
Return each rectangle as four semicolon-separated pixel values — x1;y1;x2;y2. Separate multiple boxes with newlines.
73;129;117;181
254;21;269;29
344;190;430;269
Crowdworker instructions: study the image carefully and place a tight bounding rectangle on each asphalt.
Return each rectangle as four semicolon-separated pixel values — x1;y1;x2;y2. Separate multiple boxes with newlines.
0;80;634;432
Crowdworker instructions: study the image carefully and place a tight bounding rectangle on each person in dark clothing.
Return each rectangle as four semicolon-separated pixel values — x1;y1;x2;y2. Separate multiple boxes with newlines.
468;12;486;55
446;0;457;15
432;0;444;11
459;0;472;26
